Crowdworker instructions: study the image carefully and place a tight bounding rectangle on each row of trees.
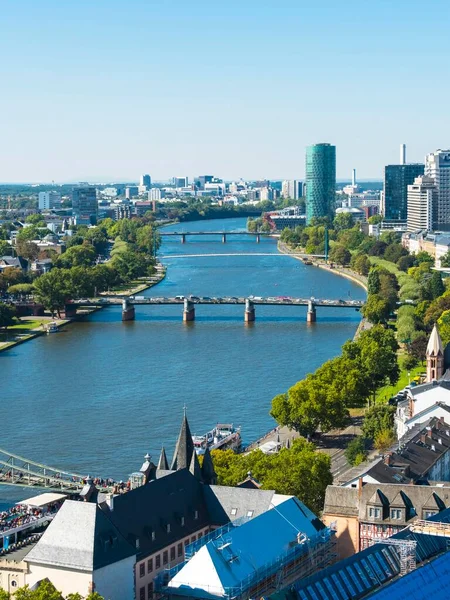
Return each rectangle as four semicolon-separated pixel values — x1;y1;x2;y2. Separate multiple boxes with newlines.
0;581;104;599
209;438;332;514
270;326;399;438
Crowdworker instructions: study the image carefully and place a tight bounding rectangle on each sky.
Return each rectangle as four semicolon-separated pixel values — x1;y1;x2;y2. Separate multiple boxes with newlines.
0;0;449;183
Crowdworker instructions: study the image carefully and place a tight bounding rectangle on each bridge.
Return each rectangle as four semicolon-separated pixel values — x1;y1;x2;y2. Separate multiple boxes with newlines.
159;253;326;259
160;231;270;243
68;296;364;323
0;447;91;492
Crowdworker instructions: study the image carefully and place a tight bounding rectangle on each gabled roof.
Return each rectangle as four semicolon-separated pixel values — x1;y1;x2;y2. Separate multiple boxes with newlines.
427;324;444;357
25;500;136;571
157;447;169;471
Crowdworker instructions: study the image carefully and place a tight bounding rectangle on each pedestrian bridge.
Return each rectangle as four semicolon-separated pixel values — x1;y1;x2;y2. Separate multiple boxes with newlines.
160;231;270;243
0;447;97;492
68;296;364;323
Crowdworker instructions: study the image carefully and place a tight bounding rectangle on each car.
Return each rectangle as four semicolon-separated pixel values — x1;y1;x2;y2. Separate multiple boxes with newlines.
230;297;238;303
201;296;212;301
282;297;292;303
189;295;200;302
175;295;185;301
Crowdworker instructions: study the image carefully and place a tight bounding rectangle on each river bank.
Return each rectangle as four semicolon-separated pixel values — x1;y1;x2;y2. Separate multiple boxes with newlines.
0;262;167;354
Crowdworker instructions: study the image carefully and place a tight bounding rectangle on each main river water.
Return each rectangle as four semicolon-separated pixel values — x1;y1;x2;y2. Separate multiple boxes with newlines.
0;217;365;504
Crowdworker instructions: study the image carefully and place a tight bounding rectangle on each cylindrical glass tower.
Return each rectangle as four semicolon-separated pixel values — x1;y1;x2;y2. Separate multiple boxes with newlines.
305;143;336;224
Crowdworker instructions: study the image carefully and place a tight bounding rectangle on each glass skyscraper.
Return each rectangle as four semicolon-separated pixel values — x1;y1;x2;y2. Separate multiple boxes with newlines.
383;163;424;221
305;143;336;224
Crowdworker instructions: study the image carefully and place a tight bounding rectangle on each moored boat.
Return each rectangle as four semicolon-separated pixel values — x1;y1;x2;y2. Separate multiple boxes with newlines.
193;423;241;455
46;322;59;334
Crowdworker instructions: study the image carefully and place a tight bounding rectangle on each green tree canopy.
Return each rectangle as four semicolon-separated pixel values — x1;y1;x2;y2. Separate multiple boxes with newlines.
361;293;391;324
329;244;351;266
362;404;396;440
33;269;72;315
0;302;16;329
345;437;368;466
437;310;450;347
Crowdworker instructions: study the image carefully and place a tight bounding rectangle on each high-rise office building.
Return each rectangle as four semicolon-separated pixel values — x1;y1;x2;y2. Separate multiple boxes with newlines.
425;150;450;229
140;174;151;188
383;162;424;221
71;186;98;225
406;176;437;232
38;191;61;210
174;176;188;188
281;180;301;200
194;175;214;190
305;143;336;224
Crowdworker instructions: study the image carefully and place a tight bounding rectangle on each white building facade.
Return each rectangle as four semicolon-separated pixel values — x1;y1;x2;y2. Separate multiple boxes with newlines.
38;191;61;210
407;175;437;232
425;150;450;229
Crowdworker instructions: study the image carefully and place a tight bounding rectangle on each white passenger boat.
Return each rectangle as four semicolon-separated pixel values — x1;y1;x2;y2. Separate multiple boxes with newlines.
193;424;242;455
46;322;59;334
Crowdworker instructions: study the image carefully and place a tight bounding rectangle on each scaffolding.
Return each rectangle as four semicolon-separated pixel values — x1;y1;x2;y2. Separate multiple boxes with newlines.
410;520;450;538
375;539;417;576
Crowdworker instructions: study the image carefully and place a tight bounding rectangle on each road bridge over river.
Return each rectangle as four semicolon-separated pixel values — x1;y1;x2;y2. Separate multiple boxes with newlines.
68;296;364;323
160;231;271;243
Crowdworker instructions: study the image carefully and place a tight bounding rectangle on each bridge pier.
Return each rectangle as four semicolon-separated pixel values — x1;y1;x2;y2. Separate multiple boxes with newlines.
122;299;135;321
183;298;195;322
181;233;186;244
256;234;260;243
222;233;227;243
244;298;255;322
306;300;316;323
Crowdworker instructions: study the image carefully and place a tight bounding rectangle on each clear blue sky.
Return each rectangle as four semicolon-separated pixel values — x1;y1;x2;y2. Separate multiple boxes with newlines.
1;0;448;183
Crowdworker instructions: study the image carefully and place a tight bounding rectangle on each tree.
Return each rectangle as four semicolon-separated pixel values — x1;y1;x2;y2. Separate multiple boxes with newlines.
430;271;445;300
33;269;72;316
440;249;450;268
16;240;39;261
374;429;395;452
345;437;368;466
7;283;34;297
384;243;408;264
55;244;96;268
437;310;450;347
415;251;434;265
0;240;12;256
329;244;351;266
368;215;383;225
367;268;381;295
353;254;371;276
0;588;9;599
409;332;428;363
333;212;355;232
397;255;415;272
362;404;396;440
368;240;387;257
361;294;391;324
0;302;16;329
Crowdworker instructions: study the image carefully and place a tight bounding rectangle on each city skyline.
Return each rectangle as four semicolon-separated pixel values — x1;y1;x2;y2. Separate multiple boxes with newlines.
1;0;449;182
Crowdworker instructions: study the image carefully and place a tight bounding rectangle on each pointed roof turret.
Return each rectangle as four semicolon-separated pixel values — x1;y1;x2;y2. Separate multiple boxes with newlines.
158;446;169;471
201;447;217;485
189;449;202;480
140;453;157;484
171;409;195;471
427;324;444;356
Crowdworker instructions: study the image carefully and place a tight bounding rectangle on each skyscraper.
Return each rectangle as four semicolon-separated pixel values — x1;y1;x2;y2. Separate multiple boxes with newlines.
140;174;151;188
72;186;98;225
425;150;450;230
38;191;61;210
383;163;424;221
281;180;301;200
305;143;336;224
406;176;437;232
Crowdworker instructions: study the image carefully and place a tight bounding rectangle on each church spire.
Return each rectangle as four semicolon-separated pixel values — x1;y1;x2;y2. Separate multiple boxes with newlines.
427;323;445;382
158;446;169;471
201;447;217;485
189;449;202;480
171;410;195;471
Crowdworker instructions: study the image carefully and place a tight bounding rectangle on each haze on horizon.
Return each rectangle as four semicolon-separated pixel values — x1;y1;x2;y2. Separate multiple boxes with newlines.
0;0;448;184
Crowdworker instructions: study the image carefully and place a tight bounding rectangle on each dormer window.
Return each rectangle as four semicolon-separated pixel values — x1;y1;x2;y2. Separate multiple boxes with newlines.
194;510;199;520
231;508;237;516
369;507;381;519
167;524;171;533
390;509;402;520
424;510;438;519
181;516;185;526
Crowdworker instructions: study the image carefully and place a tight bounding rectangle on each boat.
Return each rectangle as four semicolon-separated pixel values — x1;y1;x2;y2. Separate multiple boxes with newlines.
46;322;59;334
192;423;242;455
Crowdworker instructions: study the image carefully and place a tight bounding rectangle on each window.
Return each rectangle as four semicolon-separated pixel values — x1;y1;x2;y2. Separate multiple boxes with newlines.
181;516;185;526
369;507;381;519
247;510;254;517
152;531;156;541
191;536;196;544
424;510;437;519
147;558;153;573
177;542;183;557
167;524;171;533
140;563;145;578
147;582;154;599
155;554;161;569
170;546;175;561
163;550;168;565
184;539;189;547
140;587;145;600
231;508;237;516
390;509;402;520
11;582;17;589
194;510;199;520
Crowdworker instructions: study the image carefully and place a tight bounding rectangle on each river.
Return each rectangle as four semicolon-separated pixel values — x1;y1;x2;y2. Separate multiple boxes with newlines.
0;217;365;505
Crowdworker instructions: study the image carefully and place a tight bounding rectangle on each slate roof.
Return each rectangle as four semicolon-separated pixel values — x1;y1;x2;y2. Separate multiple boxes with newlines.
26;500;136;571
427;324;444;356
171;413;195;471
158;447;169;470
409;379;450;397
324;483;450;525
104;469;210;559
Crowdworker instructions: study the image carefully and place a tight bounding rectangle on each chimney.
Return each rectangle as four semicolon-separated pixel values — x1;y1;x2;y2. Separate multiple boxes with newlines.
384;452;393;466
400;143;406;165
420;434;427;444
432;444;436;452
106;493;115;511
358;477;363;499
439;438;443;445
352;169;356;187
